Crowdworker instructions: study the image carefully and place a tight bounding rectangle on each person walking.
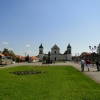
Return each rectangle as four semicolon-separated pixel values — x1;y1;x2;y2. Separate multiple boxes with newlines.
81;58;85;72
86;58;90;71
95;60;100;71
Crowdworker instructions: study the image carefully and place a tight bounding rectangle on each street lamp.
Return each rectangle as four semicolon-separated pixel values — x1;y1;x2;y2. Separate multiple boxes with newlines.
75;53;79;63
48;51;50;63
89;46;96;53
89;46;96;61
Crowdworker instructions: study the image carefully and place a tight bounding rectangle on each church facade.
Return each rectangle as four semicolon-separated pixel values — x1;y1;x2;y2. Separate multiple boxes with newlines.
39;44;72;61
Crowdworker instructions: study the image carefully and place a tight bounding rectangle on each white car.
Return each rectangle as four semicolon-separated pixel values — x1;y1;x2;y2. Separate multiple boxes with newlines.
28;60;35;63
12;61;15;64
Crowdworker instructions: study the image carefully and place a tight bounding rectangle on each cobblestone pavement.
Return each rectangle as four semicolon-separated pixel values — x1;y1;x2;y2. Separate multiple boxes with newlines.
0;61;100;83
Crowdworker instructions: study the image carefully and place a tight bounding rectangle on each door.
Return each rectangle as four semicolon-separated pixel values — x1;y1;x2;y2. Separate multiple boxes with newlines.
55;57;56;61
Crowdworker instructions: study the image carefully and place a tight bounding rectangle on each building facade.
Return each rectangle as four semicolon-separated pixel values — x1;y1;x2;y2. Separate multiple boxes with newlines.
39;44;72;61
97;44;100;54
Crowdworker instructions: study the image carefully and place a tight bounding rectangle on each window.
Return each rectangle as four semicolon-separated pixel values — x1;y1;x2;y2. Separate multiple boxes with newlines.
40;50;42;54
55;51;56;54
55;57;56;61
2;56;6;59
7;56;12;59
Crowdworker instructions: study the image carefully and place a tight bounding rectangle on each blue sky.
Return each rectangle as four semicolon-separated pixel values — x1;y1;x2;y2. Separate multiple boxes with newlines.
0;0;100;56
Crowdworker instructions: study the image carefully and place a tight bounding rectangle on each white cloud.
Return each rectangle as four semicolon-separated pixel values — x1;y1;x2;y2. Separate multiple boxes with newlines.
33;52;36;54
26;45;30;47
3;42;9;44
8;48;13;50
27;51;31;53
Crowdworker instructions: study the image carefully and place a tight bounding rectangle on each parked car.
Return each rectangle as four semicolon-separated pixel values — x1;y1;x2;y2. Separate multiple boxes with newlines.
28;60;35;63
12;61;15;64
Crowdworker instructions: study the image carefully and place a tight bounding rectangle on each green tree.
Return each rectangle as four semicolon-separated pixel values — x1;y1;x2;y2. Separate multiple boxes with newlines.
2;48;9;54
81;52;87;55
72;56;75;60
2;48;16;61
16;57;20;63
43;56;48;61
25;55;29;62
9;50;16;61
2;48;10;56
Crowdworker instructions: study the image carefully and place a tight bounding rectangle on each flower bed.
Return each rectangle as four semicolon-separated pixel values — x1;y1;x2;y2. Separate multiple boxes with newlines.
10;70;45;75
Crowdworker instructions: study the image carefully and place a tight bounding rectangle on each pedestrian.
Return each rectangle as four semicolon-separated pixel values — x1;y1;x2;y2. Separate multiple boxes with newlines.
86;58;90;71
81;58;85;72
95;60;100;71
54;61;55;64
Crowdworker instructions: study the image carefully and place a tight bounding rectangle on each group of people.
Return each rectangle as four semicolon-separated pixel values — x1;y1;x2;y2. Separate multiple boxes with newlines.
81;58;100;72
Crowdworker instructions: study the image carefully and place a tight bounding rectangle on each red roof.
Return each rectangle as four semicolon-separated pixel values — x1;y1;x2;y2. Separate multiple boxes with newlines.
0;53;4;56
15;54;39;60
3;52;10;56
29;56;39;60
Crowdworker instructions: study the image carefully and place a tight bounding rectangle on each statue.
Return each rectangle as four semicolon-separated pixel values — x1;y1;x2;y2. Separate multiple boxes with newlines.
48;51;50;63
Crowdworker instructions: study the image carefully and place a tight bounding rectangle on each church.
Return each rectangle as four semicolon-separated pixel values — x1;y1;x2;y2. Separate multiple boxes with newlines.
39;43;72;61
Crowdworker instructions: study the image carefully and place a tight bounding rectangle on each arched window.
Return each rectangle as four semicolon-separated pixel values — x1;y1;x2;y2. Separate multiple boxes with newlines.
40;50;42;54
55;57;56;61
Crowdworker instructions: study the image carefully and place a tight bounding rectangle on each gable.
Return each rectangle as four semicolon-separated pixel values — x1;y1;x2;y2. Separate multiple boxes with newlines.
51;44;60;50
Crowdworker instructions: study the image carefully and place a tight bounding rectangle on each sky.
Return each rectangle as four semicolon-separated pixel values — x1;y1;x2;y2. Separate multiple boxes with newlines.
0;0;100;56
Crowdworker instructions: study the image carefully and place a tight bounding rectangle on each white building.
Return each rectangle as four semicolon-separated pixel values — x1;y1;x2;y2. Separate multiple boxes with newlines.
39;43;72;61
97;44;100;54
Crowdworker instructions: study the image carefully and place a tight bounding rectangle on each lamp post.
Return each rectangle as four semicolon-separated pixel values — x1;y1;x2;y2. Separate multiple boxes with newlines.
89;46;96;61
89;46;96;53
48;51;50;63
75;53;79;63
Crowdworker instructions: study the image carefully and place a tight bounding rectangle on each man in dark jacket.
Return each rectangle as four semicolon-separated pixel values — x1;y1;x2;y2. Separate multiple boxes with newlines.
95;60;100;71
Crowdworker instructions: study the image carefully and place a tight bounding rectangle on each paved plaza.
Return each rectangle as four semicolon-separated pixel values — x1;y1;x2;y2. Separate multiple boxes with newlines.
0;61;100;84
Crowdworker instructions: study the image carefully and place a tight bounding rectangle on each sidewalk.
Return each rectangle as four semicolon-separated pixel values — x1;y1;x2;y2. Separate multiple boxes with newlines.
69;62;100;84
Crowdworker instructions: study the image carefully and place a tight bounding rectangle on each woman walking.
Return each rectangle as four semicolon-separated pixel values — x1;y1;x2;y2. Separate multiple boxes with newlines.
86;59;90;71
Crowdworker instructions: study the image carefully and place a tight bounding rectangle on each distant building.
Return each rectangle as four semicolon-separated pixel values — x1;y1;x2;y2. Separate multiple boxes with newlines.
79;52;99;61
97;44;100;54
15;55;39;62
0;53;4;56
39;43;72;61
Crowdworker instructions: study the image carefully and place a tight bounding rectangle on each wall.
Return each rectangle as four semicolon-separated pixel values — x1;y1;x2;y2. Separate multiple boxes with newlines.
51;49;60;54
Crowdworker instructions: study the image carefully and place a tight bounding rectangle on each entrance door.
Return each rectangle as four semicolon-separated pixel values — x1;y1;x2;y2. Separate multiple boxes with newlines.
55;57;56;61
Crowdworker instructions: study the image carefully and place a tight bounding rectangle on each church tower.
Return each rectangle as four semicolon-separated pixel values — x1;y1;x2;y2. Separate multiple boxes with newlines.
39;43;44;61
67;44;72;60
67;44;71;54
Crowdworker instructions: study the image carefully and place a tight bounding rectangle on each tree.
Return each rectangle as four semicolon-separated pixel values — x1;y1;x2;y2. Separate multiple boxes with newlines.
9;50;16;61
2;48;16;61
43;56;48;61
2;48;9;53
81;52;87;55
16;57;20;63
2;48;9;56
72;56;75;60
25;55;29;62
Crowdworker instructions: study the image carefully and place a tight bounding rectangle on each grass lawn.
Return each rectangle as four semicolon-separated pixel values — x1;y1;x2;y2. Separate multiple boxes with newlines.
0;65;100;100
